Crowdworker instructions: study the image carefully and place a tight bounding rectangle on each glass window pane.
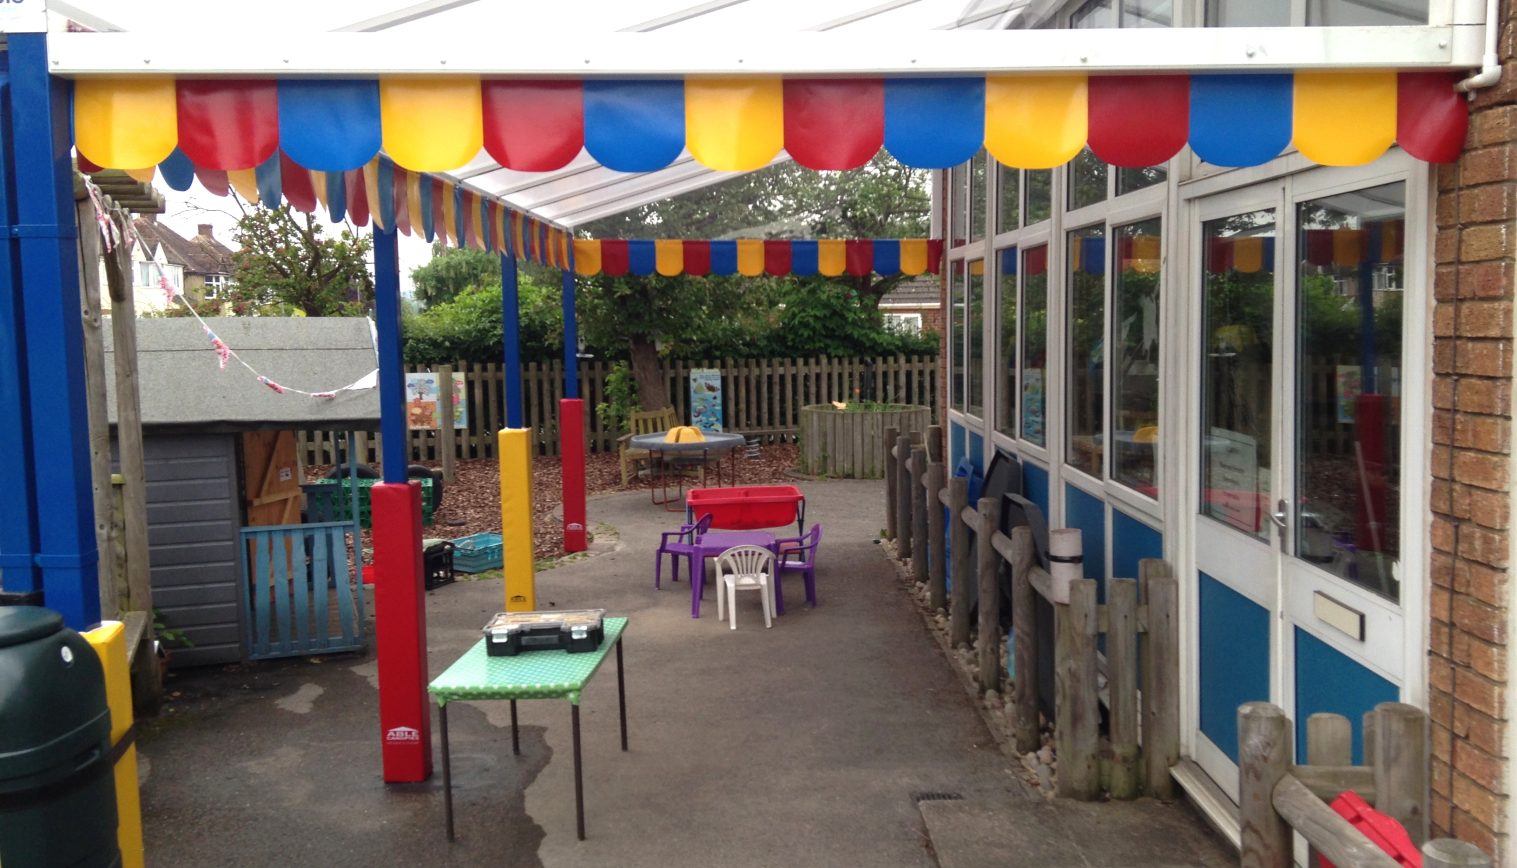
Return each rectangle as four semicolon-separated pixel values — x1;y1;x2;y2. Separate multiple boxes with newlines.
1307;0;1426;25
949;164;968;248
1201;209;1275;539
998;165;1020;233
1067;225;1106;478
1206;0;1288;25
996;247;1019;437
1295;182;1406;602
1026;170;1053;225
1021;246;1048;445
970;151;987;243
949;261;965;410
968;260;985;417
1071;0;1112;27
1112;219;1162;495
1117;165;1167;196
1068;148;1108;211
1121;0;1172;26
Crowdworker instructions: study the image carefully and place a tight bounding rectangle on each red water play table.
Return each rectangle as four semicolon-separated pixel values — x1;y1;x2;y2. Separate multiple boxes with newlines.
686;485;805;534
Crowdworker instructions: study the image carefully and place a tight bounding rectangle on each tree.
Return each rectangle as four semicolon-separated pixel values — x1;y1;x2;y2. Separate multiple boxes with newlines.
402;272;562;364
225;205;373;316
576;154;932;408
410;242;501;308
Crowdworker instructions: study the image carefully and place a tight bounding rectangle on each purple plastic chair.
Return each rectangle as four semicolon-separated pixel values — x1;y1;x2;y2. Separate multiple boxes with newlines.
654;512;714;590
773;524;822;613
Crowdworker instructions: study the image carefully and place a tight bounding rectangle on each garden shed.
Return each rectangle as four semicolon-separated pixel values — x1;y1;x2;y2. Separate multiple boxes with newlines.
103;316;379;666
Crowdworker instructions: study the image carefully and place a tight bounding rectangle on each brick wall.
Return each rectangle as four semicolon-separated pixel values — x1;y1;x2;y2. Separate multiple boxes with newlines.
1429;8;1517;857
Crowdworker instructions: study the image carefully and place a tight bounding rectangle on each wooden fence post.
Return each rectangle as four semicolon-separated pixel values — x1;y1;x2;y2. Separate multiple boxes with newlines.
948;476;972;649
1056;577;1100;800
910;444;928;584
975;497;1001;693
1140;558;1180;799
883;425;899;540
1305;712;1354;867
438;364;456;483
1372;702;1429;847
926;459;946;612
895;434;913;561
1107;577;1140;799
1010;527;1039;754
1238;701;1293;868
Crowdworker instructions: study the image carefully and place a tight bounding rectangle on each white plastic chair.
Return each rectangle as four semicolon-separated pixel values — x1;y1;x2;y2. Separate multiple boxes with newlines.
714;544;774;630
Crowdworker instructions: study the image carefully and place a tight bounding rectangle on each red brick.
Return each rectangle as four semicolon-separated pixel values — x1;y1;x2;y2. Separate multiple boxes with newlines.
1432;515;1457;553
1455;340;1512;377
1432;584;1453;623
1452;594;1509;644
1435;265;1459;302
1431;618;1453;657
1461;144;1517;186
1460;225;1514;262
1454;668;1507;719
1464;705;1507;758
1452;628;1472;666
1460;184;1517;223
1458;301;1515;338
1437;229;1460;266
1432;552;1456;589
1431;658;1457;694
1433;377;1456;410
1454;379;1510;416
1454;413;1511;454
1434;410;1456;447
1430;687;1455;730
1470;637;1509;684
1458;524;1510;568
1468;488;1512;530
1432;478;1454;513
1456;260;1514;299
1453;451;1508;489
1472;105;1517;147
1432;792;1453;837
1453;738;1506;793
1453;771;1503;829
1434;338;1457;374
1450;807;1497;858
1464;563;1509;607
1433;753;1453;796
1438;163;1462;194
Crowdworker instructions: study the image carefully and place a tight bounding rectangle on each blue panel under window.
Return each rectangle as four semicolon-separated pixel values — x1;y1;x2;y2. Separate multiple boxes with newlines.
1111;510;1162;581
1064;484;1107;594
950;421;966;469
1199;572;1270;764
1022;462;1049;517
967;430;985;475
1294;628;1398;766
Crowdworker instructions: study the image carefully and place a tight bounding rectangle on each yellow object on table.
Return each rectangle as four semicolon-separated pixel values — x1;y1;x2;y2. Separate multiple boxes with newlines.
664;425;706;443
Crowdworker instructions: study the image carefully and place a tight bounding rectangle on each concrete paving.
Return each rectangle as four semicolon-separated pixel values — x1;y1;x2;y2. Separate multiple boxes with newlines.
137;478;1232;867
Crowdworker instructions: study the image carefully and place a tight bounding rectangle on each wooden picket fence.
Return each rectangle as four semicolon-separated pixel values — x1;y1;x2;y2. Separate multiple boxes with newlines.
297;355;938;465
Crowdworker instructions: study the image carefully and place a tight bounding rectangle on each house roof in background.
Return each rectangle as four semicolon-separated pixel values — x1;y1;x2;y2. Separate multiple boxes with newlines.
104;317;380;432
881;275;941;307
134;217;235;276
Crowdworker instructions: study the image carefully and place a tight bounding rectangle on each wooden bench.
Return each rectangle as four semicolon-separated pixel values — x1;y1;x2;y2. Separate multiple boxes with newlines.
619;407;679;485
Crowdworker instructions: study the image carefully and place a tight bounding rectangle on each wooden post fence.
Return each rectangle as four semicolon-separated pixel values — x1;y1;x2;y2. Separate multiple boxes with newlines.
910;443;928;584
895;433;914;562
438;363;456;483
926;458;946;612
975;496;1002;693
948;476;972;649
883;425;899;541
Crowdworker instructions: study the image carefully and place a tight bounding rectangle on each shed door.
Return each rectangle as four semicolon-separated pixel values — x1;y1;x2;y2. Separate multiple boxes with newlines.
241;431;302;527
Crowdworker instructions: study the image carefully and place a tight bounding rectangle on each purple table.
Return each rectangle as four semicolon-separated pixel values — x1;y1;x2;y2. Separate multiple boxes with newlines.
692;531;776;618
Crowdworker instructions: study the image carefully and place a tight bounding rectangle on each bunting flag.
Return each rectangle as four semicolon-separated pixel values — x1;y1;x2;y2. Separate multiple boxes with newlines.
73;72;1466;178
566;238;942;278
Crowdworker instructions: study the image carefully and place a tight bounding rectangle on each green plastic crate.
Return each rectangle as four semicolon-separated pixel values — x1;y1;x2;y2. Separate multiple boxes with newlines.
303;478;435;528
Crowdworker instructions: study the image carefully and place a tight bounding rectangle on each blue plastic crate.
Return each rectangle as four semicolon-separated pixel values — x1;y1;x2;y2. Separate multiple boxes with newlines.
452;532;504;573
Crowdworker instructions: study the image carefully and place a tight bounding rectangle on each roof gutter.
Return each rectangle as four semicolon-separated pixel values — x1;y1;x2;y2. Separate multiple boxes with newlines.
1455;0;1501;94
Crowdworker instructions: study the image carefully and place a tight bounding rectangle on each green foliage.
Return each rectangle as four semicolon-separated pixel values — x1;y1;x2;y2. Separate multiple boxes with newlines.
410;242;501;308
153;608;194;649
595;362;639;434
226;206;373;316
760;280;938;358
402;274;562;364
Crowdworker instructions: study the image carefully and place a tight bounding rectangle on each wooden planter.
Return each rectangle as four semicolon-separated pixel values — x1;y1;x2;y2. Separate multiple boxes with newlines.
798;404;931;478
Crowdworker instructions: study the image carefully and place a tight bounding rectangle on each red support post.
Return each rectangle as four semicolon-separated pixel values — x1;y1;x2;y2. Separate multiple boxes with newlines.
372;482;433;782
561;398;587;553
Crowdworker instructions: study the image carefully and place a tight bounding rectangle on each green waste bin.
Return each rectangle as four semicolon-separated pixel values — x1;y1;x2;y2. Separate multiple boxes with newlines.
0;606;121;868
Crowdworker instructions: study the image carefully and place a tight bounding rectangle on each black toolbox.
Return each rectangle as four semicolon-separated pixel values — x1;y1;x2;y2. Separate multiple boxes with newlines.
483;609;605;656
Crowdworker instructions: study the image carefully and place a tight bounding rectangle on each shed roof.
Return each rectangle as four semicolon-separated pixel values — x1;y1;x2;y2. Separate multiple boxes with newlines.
104;317;380;432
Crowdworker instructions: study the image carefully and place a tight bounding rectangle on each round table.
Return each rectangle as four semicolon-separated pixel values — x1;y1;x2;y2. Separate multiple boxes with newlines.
629;431;746;509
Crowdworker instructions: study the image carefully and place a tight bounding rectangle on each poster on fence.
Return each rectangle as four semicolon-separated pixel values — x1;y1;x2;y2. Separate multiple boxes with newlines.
689;368;723;432
405;372;468;430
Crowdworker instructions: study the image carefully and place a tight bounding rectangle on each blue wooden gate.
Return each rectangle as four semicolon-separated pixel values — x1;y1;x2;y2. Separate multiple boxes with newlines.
239;522;367;660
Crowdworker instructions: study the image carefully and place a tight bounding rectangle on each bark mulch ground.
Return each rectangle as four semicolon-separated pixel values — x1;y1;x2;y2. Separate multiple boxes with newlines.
311;443;800;562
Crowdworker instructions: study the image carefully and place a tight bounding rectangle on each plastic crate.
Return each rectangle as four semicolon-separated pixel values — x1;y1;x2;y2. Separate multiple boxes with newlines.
452;532;504;573
303;477;435;528
423;539;456;589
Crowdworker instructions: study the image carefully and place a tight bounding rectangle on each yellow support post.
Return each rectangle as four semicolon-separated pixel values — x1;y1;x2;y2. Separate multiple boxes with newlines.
83;621;144;868
498;428;536;611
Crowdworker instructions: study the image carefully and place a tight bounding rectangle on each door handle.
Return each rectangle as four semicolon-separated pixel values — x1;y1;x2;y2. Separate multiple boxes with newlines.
1271;499;1288;553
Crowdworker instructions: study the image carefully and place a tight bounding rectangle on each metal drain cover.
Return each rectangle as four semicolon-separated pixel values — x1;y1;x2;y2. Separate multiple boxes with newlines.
911;791;964;803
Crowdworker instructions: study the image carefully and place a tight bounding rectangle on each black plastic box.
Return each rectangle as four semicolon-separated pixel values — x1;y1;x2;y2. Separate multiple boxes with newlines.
483;610;605;656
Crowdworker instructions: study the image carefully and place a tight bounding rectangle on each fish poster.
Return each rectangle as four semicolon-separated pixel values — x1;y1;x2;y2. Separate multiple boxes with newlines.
689;369;724;432
405;372;468;430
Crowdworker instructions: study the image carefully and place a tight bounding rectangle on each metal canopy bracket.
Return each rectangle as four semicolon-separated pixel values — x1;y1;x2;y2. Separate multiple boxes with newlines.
45;27;1482;76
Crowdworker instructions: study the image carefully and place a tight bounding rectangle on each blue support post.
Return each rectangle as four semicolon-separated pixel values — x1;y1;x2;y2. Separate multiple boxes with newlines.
373;226;408;483
0;58;40;601
562;269;578;399
501;254;523;428
9;35;98;626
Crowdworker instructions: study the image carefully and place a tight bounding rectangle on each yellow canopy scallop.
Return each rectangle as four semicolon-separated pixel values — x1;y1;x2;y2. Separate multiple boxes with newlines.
1293;72;1396;167
984;75;1087;170
574;240;602;276
380;78;483;173
74;78;178;170
686;79;784;172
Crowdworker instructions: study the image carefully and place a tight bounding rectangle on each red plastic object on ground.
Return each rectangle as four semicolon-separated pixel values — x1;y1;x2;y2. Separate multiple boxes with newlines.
687;485;805;533
560;398;587;553
1319;791;1421;868
372;482;433;783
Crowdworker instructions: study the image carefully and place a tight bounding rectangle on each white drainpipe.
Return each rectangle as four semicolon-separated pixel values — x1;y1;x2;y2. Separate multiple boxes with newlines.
1455;0;1503;94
